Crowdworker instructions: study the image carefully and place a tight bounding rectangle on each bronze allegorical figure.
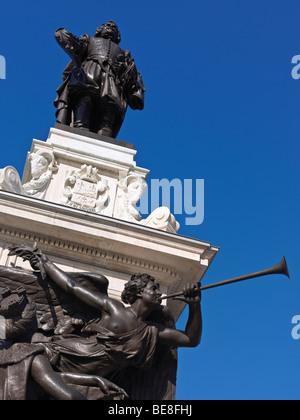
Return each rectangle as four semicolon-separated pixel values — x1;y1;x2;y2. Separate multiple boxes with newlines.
0;243;202;400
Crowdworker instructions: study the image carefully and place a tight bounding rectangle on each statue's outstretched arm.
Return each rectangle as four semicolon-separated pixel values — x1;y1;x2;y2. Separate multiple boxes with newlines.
40;256;110;313
54;28;88;68
7;243;116;320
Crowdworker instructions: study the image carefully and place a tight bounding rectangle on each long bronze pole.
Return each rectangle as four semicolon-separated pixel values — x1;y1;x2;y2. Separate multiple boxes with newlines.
160;257;290;301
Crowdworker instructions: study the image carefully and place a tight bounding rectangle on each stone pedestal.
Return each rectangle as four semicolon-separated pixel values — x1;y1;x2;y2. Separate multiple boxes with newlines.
0;125;219;321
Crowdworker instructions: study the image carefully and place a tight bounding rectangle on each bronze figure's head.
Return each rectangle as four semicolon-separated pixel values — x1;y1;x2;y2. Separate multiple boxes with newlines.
95;21;121;44
121;273;161;306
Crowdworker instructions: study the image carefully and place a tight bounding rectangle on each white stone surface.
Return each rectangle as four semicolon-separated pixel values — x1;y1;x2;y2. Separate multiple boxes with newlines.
21;128;151;223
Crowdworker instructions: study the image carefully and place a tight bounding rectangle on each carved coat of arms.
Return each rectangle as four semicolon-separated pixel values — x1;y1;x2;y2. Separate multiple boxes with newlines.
62;165;109;214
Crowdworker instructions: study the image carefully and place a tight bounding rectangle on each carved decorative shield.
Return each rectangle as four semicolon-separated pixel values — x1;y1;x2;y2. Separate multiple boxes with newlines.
62;165;109;214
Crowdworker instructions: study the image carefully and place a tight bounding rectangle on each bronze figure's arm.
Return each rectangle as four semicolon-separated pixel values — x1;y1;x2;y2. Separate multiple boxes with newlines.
57;372;129;399
35;253;111;314
55;28;88;69
157;283;202;348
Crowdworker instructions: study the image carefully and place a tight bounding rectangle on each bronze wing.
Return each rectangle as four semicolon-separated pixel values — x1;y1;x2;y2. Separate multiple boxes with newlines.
0;245;108;339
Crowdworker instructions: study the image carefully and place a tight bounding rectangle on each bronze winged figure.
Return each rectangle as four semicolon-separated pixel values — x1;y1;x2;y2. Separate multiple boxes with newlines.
0;243;202;400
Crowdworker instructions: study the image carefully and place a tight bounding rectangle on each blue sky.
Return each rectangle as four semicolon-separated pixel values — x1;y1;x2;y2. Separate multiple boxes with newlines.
0;0;299;400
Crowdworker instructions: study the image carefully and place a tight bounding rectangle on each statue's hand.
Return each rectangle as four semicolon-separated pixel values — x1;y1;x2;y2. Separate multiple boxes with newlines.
8;242;48;279
174;283;201;305
95;376;129;399
29;251;48;270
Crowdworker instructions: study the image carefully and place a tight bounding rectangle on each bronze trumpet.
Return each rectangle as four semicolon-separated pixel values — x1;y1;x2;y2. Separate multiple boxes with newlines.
160;256;290;300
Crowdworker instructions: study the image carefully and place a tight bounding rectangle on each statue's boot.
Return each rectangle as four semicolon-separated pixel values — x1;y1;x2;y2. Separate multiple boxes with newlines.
73;96;93;130
97;107;115;138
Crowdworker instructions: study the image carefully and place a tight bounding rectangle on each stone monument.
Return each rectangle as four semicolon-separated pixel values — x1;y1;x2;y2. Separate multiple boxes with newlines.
0;22;219;400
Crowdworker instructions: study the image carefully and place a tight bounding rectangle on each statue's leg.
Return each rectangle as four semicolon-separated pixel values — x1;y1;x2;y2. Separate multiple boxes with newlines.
31;354;86;400
73;95;93;130
97;107;115;137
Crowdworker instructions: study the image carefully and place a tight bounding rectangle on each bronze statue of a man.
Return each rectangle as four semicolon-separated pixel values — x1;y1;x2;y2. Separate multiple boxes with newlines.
54;21;145;138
